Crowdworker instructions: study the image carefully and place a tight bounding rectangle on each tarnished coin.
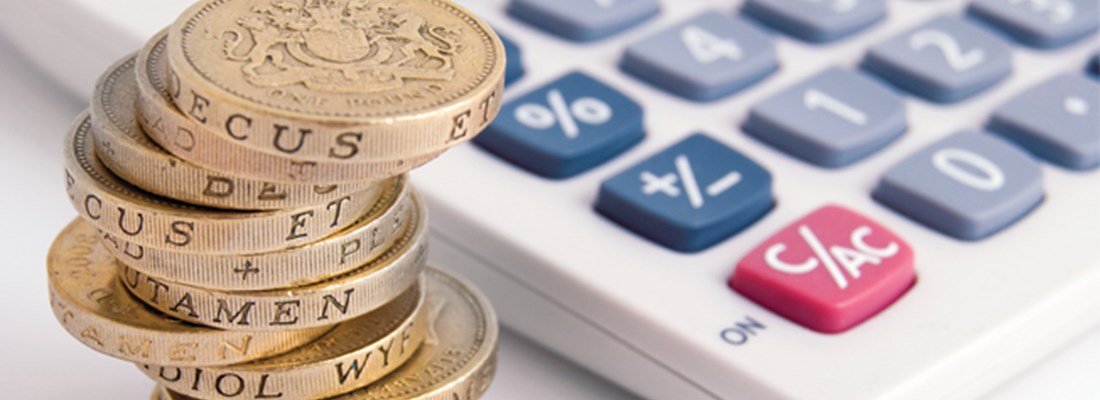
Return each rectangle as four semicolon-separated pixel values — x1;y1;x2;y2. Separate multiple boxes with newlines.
101;177;414;291
140;277;427;400
121;198;427;331
139;31;440;184
160;268;498;400
166;0;505;163
47;219;330;367
91;53;376;210
65;113;378;254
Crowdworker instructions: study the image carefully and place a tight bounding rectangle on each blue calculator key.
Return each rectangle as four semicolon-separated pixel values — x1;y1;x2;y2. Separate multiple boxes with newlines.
621;11;778;101
968;0;1100;48
745;67;907;167
1090;53;1100;78
508;0;660;42
475;71;644;179
874;132;1044;241
863;16;1012;103
742;0;886;43
988;74;1100;170
596;133;774;252
499;33;525;85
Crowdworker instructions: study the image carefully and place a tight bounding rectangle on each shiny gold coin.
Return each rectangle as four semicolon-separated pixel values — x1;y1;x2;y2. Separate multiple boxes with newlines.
48;219;330;367
101;176;414;291
65;113;378;254
139;31;439;184
141;277;427;400
92;53;376;210
121;198;427;331
166;0;504;163
161;268;498;400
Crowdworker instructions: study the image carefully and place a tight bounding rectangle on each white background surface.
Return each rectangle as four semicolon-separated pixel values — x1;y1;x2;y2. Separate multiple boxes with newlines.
0;1;1098;398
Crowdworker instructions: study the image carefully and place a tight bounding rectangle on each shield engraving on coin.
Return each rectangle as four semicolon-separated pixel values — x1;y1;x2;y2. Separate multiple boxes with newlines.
222;0;460;93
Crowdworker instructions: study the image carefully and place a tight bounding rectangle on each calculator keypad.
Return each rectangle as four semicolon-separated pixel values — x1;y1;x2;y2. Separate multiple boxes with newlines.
475;71;645;179
745;67;907;168
874;132;1045;240
730;205;915;333
508;0;661;42
596;133;774;252
968;0;1100;48
989;74;1100;170
742;0;886;43
864;16;1012;103
621;11;778;101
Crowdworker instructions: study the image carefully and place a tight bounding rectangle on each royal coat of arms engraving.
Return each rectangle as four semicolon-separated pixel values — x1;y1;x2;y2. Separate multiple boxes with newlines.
222;0;461;94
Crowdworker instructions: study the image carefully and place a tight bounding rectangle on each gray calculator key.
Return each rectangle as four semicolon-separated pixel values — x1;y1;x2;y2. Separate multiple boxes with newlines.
874;131;1044;241
745;67;907;167
969;0;1100;48
743;0;886;43
509;0;660;42
621;11;778;101
864;16;1012;103
988;74;1100;170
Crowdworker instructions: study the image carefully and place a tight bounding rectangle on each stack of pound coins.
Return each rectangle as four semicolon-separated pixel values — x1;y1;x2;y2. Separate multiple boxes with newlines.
46;0;505;398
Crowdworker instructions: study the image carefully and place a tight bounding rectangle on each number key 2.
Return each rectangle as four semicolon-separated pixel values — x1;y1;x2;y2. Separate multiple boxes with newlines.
863;16;1012;103
730;205;915;333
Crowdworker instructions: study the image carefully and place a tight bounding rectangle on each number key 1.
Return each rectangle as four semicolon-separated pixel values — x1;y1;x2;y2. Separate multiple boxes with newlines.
745;67;907;167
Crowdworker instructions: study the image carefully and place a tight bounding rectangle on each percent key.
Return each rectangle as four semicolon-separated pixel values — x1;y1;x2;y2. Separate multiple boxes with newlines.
474;71;645;178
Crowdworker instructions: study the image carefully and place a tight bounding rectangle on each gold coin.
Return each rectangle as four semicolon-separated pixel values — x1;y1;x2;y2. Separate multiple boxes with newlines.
139;31;440;184
48;219;330;367
121;197;427;331
161;268;498;400
65;112;378;254
141;277;427;400
166;0;504;163
100;176;414;291
92;53;376;210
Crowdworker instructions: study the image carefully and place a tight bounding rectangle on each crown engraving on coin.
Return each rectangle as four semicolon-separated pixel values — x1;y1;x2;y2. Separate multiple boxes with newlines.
223;0;461;94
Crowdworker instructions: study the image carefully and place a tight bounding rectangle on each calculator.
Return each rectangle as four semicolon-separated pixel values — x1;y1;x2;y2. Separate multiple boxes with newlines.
414;0;1100;399
5;0;1099;398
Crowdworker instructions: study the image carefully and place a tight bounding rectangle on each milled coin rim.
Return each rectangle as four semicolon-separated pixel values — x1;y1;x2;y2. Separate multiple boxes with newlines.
138;31;445;183
159;268;500;400
92;53;377;210
139;278;428;400
65;112;378;253
101;177;414;291
334;267;499;400
119;193;428;331
47;219;331;367
169;0;503;120
161;0;505;164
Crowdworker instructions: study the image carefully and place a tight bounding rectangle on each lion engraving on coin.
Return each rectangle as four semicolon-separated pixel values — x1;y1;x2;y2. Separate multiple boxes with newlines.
222;0;461;94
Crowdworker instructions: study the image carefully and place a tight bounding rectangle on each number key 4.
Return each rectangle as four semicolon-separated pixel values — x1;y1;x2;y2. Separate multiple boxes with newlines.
621;10;778;101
